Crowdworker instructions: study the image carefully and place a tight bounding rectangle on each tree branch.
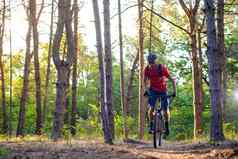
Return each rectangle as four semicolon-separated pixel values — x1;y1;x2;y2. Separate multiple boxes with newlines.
178;0;190;16
202;76;209;86
111;4;138;19
37;0;45;22
144;18;161;33
143;4;190;35
193;0;201;14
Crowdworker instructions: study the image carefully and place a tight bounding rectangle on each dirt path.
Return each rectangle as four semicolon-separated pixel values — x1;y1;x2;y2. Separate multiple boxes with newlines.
0;140;238;159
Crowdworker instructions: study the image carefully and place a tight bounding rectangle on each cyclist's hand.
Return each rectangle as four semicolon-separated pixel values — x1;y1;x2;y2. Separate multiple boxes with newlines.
144;90;149;97
144;88;150;97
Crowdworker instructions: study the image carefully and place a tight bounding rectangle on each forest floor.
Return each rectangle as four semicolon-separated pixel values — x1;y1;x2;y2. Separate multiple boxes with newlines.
0;139;238;159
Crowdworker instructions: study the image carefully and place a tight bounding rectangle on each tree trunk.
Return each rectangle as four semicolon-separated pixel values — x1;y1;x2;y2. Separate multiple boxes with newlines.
52;67;70;139
191;33;203;137
30;0;43;135
64;85;70;125
217;0;226;111
198;29;205;112
51;0;75;140
125;50;139;122
138;0;145;140
17;20;32;137
118;0;128;140
9;0;13;136
92;0;113;144
71;0;79;136
204;0;225;142
0;0;7;134
43;0;54;125
149;0;154;53
103;0;115;139
178;0;203;138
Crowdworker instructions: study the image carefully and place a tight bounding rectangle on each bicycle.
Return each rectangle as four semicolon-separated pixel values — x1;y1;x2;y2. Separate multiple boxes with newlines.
152;95;173;148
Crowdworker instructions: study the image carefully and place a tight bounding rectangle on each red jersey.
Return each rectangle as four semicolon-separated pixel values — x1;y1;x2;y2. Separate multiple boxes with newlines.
144;64;170;92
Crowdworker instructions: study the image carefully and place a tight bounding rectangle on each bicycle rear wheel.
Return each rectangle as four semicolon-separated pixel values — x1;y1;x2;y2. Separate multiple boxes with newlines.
153;113;163;148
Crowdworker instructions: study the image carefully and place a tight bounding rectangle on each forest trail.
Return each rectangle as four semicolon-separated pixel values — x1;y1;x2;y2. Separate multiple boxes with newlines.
1;140;238;159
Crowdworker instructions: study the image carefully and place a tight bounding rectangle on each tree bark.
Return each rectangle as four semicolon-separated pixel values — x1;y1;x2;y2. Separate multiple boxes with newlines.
70;0;79;136
17;18;32;137
204;0;225;142
64;82;71;125
217;0;226;111
118;0;128;140
52;67;70;139
191;33;203;137
51;0;76;140
92;0;113;144
0;0;7;134
103;0;115;139
138;0;145;140
43;0;54;125
198;28;205;112
30;0;44;135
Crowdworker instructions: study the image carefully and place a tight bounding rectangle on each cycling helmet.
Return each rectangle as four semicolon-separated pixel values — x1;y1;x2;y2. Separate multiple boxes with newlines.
147;53;157;64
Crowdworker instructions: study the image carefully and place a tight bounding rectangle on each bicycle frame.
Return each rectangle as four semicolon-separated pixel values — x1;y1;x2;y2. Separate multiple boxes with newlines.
153;95;172;148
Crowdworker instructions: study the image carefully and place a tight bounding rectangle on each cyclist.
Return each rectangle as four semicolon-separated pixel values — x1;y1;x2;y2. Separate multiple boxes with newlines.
144;53;176;137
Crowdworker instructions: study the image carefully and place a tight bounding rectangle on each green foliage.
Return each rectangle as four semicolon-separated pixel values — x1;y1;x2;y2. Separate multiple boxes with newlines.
224;123;236;139
0;147;10;157
169;105;194;140
114;113;123;138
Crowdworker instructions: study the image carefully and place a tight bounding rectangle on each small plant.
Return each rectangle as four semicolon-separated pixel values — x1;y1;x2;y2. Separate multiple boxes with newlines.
62;125;72;146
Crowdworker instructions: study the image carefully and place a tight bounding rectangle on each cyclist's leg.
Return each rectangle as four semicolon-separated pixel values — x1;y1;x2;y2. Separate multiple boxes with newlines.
147;89;158;133
161;92;170;136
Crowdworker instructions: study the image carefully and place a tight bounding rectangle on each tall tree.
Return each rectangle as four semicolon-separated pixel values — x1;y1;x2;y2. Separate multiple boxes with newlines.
51;0;76;140
92;0;113;144
71;0;79;136
30;0;44;135
204;0;225;142
9;0;13;136
118;0;128;140
43;0;54;125
0;0;7;134
103;0;115;138
178;0;204;138
149;0;154;53
125;50;139;132
217;0;226;110
138;0;145;140
17;1;32;136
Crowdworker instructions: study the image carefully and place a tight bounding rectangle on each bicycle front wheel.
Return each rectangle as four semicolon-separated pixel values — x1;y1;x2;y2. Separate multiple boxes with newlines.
153;113;163;148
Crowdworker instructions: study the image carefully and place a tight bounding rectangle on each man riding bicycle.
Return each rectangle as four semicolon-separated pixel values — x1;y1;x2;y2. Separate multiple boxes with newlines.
144;53;176;137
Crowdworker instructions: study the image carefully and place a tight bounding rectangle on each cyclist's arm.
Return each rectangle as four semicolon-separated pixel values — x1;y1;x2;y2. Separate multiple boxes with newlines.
144;67;150;94
168;75;176;97
144;77;150;90
163;65;176;96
